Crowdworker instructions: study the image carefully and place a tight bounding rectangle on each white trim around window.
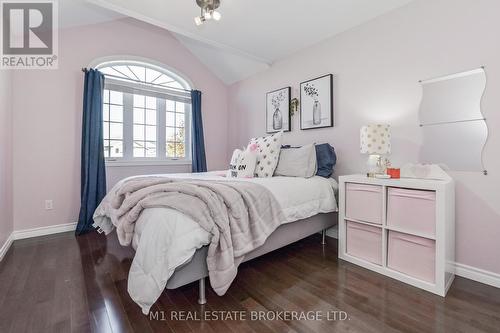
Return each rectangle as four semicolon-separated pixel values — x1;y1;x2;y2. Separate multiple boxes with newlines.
90;55;195;89
95;57;194;167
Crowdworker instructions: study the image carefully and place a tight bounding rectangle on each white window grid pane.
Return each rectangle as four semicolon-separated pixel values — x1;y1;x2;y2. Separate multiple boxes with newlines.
103;139;110;158
132;98;158;157
146;96;156;109
176;127;185;141
103;121;109;139
145;141;157;157
103;138;124;158
145;68;161;83
103;90;110;104
166;141;176;157
129;65;146;82
145;125;156;141
110;91;123;105
166;141;185;158
133;141;145;157
166;127;175;141
175;102;185;113
168;81;183;89
103;104;110;121
134;95;145;108
103;91;124;159
176;112;184;128
166;100;175;111
109;140;123;157
109;105;123;122
165;100;187;158
145;109;156;125
109;122;123;140
133;124;145;140
176;142;185;158
133;108;144;124
166;111;175;127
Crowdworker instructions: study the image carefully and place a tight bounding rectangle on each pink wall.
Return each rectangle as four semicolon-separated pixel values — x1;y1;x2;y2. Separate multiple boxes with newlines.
11;18;228;231
228;0;500;274
0;71;13;248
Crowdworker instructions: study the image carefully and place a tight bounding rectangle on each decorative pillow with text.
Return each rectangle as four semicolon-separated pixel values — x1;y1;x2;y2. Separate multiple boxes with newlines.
227;145;258;178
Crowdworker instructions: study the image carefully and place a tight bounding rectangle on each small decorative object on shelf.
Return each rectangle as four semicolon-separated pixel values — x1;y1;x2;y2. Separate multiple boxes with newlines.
386;167;400;179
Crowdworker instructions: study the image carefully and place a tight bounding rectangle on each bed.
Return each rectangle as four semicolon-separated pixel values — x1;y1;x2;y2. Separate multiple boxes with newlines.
94;171;338;314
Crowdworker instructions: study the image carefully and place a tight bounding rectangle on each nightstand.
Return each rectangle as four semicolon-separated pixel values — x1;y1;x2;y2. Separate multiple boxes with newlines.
338;174;455;296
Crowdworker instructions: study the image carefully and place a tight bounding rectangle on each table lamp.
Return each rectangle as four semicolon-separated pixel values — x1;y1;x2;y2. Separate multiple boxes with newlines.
360;124;391;176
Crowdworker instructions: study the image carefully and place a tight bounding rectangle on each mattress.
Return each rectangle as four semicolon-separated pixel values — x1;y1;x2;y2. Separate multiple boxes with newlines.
131;172;338;249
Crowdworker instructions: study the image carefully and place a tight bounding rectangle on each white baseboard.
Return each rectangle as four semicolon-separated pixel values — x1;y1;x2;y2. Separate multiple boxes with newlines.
0;234;14;262
454;262;500;289
0;222;77;263
12;222;77;240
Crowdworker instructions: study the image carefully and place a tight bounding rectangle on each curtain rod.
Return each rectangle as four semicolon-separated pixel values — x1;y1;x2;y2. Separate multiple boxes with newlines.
81;67;192;93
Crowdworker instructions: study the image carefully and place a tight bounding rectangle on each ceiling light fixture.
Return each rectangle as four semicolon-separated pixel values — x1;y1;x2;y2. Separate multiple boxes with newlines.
194;0;221;26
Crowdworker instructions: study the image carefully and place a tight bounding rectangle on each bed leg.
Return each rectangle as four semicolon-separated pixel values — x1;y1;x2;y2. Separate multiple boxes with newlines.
321;230;326;245
198;278;207;305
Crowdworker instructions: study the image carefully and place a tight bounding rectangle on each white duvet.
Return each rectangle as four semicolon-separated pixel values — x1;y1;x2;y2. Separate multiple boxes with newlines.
112;172;338;314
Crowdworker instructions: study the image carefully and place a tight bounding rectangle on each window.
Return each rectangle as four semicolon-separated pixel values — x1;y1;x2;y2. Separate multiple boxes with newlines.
103;90;124;158
97;60;192;164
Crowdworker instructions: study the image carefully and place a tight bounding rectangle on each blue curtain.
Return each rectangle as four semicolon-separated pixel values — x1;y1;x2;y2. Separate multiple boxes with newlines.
191;90;207;172
76;69;107;235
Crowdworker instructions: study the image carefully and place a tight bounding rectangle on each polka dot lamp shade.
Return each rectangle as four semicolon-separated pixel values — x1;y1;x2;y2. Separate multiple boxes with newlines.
360;124;391;154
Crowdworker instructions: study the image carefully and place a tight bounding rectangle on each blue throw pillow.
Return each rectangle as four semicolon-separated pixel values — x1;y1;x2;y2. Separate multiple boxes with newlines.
315;143;337;178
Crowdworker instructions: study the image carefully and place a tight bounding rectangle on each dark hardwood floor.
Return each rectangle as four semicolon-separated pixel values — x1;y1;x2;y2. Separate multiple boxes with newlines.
1;231;499;333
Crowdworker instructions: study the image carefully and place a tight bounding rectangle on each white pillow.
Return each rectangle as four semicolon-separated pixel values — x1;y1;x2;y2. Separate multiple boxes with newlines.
274;144;317;178
227;147;258;178
249;131;283;178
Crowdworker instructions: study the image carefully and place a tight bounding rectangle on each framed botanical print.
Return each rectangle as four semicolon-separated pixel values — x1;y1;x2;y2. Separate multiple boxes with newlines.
300;74;333;130
266;87;291;133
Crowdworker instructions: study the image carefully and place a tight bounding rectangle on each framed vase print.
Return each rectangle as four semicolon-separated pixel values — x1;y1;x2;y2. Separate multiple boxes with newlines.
300;74;333;130
266;87;291;133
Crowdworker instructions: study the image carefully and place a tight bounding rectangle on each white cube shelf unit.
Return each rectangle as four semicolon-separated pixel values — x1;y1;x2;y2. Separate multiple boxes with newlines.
338;174;455;296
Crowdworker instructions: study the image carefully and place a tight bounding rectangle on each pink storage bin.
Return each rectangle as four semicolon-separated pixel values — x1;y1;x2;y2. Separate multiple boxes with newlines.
345;183;382;224
387;188;436;236
346;222;382;265
388;231;435;283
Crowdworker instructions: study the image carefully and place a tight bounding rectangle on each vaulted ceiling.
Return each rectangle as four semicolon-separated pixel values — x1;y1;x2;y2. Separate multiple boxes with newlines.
59;0;122;29
86;0;413;84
